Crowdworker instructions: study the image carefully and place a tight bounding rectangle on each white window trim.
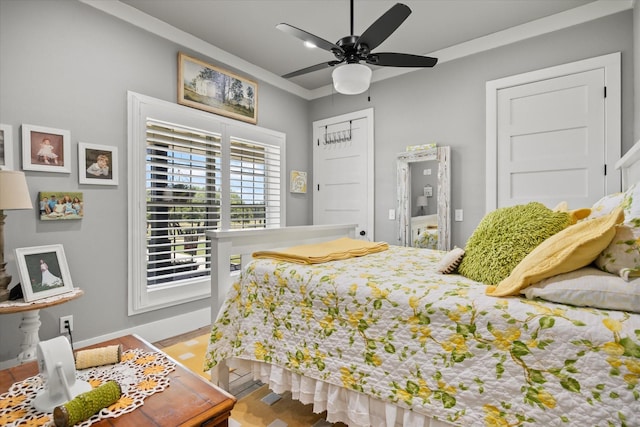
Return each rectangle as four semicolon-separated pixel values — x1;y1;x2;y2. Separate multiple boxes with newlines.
127;91;286;315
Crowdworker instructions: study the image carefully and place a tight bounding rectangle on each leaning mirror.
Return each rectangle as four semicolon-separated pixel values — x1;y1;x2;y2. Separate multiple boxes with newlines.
396;146;450;250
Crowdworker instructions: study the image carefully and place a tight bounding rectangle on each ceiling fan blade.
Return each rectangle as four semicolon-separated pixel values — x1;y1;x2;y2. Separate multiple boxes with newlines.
276;23;344;55
356;3;411;52
282;61;341;79
366;52;438;67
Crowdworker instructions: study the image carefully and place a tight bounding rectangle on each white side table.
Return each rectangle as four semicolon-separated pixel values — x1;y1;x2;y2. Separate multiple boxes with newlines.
0;288;83;363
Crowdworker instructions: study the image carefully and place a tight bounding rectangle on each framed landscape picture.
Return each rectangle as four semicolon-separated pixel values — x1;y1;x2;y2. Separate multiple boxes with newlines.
178;52;258;124
15;244;74;302
21;124;71;173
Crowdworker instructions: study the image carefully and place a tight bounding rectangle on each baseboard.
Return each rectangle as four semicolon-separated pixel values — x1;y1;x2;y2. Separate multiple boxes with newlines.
0;307;210;370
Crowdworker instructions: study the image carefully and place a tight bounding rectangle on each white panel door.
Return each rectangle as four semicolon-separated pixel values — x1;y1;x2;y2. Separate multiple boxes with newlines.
313;109;374;240
497;68;605;208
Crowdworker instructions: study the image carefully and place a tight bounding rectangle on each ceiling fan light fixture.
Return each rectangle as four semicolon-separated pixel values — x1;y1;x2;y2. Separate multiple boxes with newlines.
332;63;372;95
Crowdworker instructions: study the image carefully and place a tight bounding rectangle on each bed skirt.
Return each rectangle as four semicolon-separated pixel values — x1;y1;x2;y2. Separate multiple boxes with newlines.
227;358;454;427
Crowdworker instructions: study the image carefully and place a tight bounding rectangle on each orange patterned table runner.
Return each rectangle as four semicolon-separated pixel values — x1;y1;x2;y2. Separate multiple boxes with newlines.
0;348;175;426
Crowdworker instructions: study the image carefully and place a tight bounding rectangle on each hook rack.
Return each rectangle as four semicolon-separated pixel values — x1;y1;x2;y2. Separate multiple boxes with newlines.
323;120;352;144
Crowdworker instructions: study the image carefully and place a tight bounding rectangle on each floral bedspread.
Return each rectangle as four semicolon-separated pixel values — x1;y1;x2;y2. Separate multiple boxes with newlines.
205;246;640;426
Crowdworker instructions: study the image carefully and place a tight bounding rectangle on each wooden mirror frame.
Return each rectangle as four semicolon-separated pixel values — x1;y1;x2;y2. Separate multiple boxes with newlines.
396;146;450;250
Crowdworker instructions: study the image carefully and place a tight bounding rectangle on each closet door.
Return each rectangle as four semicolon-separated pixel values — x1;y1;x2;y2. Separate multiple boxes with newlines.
313;109;374;240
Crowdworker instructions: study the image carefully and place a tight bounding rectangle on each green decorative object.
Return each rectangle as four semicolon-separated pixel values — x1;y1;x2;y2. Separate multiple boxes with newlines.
457;202;571;285
53;381;121;427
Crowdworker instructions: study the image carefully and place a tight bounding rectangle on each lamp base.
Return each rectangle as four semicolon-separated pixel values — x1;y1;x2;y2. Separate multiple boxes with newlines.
0;267;11;302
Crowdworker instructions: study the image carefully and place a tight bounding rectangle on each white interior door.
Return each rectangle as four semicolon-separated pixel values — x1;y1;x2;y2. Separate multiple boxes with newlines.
486;53;621;211
497;69;605;208
313;109;374;240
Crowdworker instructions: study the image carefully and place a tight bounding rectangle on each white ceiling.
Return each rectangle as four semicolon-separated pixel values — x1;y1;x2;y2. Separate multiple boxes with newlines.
107;0;629;96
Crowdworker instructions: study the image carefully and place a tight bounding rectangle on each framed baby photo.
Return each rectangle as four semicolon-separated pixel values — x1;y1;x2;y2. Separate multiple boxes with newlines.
78;142;118;185
0;123;13;170
21;124;71;173
38;191;84;220
15;244;74;302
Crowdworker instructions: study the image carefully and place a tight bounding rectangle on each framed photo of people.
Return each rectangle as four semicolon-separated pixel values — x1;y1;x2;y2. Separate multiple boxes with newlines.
0;123;13;170
38;191;84;220
15;244;74;302
21;124;71;173
78;142;118;185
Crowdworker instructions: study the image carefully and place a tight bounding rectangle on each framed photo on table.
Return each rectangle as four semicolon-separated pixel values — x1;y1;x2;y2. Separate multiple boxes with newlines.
21;124;71;173
78;142;118;185
15;244;74;302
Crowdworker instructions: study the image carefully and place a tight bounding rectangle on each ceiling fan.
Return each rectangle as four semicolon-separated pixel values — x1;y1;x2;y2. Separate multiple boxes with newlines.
277;0;438;94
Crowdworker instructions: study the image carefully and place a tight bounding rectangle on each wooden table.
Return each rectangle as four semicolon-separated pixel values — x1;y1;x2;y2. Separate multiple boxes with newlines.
0;334;236;427
0;288;84;362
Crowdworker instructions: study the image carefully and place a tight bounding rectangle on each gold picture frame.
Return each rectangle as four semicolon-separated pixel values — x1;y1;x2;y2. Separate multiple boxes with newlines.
178;52;258;124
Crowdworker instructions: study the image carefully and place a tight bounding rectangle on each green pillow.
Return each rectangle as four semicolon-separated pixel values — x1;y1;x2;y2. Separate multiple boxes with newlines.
457;202;571;285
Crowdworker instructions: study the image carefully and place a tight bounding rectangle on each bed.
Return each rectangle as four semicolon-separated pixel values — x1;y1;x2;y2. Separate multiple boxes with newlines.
411;214;438;249
204;144;640;427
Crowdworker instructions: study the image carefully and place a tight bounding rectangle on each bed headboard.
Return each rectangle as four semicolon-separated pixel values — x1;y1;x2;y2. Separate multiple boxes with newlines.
616;139;640;190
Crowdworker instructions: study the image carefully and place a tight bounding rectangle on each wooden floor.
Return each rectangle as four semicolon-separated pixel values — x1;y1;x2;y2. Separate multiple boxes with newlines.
153;326;263;399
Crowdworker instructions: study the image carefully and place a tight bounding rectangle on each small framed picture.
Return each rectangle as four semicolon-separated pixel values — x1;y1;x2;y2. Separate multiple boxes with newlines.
290;170;307;193
0;124;13;170
15;244;74;302
78;142;118;185
38;191;84;220
21;124;71;173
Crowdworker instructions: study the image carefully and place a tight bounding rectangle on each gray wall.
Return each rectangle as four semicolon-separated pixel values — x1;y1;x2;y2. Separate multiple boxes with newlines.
0;0;310;362
310;10;635;248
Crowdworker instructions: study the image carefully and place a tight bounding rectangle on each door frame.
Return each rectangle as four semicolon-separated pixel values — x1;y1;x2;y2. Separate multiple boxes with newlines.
313;108;374;239
485;52;621;212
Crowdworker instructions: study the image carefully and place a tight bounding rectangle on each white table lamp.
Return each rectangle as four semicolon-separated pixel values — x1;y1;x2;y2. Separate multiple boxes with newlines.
0;170;33;302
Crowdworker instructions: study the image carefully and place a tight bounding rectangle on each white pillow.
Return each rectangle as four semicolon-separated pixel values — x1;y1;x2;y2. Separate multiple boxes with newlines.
436;247;465;274
595;183;640;280
521;266;640;313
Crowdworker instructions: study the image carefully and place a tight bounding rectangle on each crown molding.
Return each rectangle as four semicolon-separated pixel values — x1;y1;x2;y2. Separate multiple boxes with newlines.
79;0;313;99
81;0;632;101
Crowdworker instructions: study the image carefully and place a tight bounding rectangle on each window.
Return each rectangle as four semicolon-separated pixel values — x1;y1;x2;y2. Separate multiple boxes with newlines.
128;92;285;314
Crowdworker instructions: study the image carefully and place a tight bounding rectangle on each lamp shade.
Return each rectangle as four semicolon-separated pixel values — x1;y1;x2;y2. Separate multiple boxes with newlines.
332;63;372;95
0;170;33;210
416;195;428;207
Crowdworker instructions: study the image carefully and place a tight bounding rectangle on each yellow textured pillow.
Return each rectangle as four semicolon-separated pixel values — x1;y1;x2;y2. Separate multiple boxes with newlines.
487;207;624;297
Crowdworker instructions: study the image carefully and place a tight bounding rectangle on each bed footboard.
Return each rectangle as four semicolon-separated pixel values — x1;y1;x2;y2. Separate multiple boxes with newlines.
206;224;357;320
206;224;356;389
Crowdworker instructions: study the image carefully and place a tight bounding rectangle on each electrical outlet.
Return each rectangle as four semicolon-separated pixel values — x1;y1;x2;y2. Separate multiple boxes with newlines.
60;315;73;334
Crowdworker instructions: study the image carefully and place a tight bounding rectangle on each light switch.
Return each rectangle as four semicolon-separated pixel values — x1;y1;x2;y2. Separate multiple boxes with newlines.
389;209;396;220
423;168;432;176
455;209;463;222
